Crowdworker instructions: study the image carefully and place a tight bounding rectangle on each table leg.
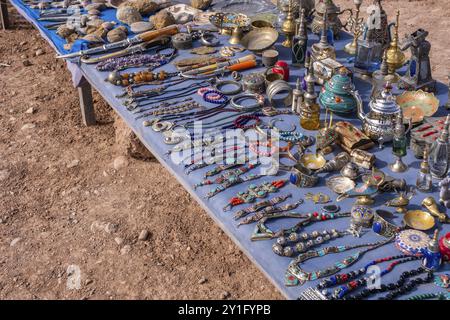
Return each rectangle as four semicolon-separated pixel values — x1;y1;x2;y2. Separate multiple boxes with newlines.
77;78;96;126
0;0;10;30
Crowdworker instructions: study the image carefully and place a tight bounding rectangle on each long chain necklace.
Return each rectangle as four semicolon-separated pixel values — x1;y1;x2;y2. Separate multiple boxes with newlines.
252;212;350;241
205;173;262;199
273;229;351;257
285;238;393;287
97;50;176;72
233;193;292;220
343;266;433;300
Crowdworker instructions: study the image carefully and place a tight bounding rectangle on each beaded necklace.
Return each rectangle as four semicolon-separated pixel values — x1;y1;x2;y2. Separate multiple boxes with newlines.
233;194;292;220
408;292;450;300
136;101;202;119
273;229;351;257
238;200;304;226
223;179;289;211
131;98;193;114
285;238;393;286
317;255;422;300
252;212;350;241
377;270;434;300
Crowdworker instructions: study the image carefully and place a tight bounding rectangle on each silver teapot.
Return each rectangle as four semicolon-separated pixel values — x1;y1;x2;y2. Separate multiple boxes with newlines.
356;85;402;142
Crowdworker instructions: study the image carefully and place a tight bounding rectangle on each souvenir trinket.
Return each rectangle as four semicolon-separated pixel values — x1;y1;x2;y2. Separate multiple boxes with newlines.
305;192;330;204
273;229;350;257
194;164;259;190
285;238;391;286
385;188;414;214
300;54;321;131
292;8;308;67
350;205;374;229
365;0;389;48
439;233;450;261
289;164;319;188
340;163;361;180
252;211;351;241
350;149;375;170
386;11;406;73
319;68;360;114
439;177;450;209
315;153;350;175
229;26;244;45
281;0;296;48
190;46;217;55
262;49;279;68
404;210;435;231
291;78;304;114
422;197;450;223
333;122;374;152
223;179;288;211
242;73;266;94
273;61;290;81
238;201;304;226
96;49;176;72
316;127;339;154
322;205;340;214
310;9;336;63
266;80;293;108
239;27;279;54
377;176;407;193
251;19;274;30
357;84;402;143
209;12;250;36
389;110;411;173
312;58;347;85
371;50;399;99
300;154;326;171
417;147;432;192
354;37;383;76
373;210;401;238
396;90;439;125
410;116;448;158
422;230;442;271
395;229;430;256
233;194;292;220
310;0;345;38
326;176;356;195
399;29;436;93
429;115;450;179
343;0;364;55
434;274;449;288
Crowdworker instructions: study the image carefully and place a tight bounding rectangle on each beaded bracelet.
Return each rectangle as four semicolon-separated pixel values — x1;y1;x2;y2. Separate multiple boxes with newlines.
233;114;261;130
233;194;292;220
238;200;304;226
202;89;228;104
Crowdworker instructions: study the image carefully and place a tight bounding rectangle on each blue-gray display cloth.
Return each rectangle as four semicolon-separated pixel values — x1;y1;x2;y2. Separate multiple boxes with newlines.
11;0;450;300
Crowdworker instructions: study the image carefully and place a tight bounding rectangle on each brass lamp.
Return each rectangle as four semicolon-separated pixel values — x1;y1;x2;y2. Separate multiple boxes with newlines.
386;10;406;73
281;0;296;47
344;0;365;55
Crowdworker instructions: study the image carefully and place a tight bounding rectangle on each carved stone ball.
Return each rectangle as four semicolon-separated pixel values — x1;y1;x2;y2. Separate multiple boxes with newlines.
116;5;142;25
149;10;176;30
107;26;128;43
190;0;212;10
126;0;159;15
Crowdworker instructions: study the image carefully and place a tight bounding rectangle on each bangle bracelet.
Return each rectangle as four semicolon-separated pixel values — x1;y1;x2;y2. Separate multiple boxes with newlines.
214;80;243;96
171;33;193;50
230;93;264;111
289;164;319;188
200;32;220;47
266;80;293;108
373;210;402;238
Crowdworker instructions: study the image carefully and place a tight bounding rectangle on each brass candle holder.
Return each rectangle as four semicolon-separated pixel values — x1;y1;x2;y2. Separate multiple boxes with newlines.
344;0;365;55
281;0;296;48
310;8;336;62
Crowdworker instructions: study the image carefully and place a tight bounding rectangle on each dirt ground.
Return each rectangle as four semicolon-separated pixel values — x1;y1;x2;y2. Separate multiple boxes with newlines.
0;0;449;300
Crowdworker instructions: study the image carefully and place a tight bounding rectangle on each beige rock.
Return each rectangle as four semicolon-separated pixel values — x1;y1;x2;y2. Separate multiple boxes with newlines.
116;5;142;25
190;0;212;10
107;27;128;43
126;0;159;15
150;10;176;30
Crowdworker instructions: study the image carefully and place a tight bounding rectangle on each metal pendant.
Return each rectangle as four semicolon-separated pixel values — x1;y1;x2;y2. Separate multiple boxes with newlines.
305;192;331;204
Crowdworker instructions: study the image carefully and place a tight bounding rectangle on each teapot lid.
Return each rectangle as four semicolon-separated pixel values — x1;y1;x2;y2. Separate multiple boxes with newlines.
369;84;400;114
324;68;354;94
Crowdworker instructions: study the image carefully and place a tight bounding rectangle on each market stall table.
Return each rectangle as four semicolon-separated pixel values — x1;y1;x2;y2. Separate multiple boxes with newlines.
6;0;450;300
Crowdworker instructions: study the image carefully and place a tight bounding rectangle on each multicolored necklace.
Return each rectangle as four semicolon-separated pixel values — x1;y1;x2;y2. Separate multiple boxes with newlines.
97;50;176;72
223;179;288;211
285;238;393;287
205;173;262;199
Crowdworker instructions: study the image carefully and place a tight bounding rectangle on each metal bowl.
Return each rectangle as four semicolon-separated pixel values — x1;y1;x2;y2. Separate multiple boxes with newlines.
300;153;326;171
404;210;435;231
396;90;439;124
239;27;279;53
